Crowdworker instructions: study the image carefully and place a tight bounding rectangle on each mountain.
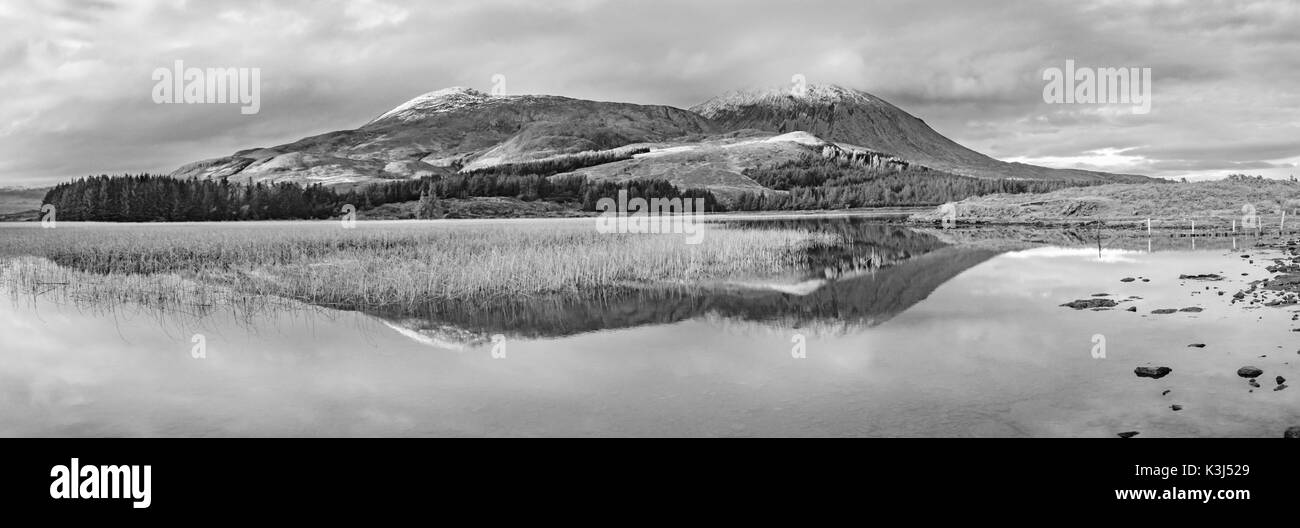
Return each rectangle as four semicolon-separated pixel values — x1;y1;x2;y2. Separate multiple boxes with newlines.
169;84;1154;193
0;186;48;215
691;84;1151;183
172;87;714;186
549;130;912;198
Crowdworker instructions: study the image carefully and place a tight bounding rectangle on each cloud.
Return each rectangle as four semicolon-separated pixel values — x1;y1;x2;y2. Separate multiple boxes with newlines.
1;0;1298;186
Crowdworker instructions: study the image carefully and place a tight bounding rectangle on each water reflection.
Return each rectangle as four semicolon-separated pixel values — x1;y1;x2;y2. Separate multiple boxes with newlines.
354;220;1000;344
4;219;1299;437
364;248;998;344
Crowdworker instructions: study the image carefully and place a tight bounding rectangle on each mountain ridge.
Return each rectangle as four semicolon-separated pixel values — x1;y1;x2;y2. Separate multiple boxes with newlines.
691;84;1149;183
173;87;714;186
169;83;1155;192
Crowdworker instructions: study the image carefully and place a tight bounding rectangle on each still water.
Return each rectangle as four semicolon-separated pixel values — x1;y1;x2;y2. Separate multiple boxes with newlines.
2;219;1297;437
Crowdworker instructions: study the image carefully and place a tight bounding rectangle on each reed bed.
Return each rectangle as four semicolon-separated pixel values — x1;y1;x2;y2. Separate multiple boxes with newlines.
0;220;838;309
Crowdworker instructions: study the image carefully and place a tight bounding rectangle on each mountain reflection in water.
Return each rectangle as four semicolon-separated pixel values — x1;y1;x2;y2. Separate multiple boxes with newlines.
7;219;1299;437
357;220;1000;346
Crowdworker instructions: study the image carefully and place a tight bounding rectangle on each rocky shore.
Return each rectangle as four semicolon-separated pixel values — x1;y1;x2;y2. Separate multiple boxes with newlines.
1049;232;1300;438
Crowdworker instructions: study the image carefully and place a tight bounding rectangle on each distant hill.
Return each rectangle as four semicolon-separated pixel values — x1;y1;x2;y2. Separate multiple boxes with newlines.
910;176;1298;226
0;187;47;216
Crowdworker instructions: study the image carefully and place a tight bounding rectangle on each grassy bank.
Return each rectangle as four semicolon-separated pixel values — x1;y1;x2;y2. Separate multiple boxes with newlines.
0;220;836;309
909;178;1300;229
360;196;589;220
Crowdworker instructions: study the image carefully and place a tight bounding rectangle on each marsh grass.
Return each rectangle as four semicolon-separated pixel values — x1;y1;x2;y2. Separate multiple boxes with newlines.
0;220;838;310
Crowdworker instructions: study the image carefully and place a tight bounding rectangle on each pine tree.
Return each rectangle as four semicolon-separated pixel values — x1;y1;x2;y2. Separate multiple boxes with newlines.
416;190;445;219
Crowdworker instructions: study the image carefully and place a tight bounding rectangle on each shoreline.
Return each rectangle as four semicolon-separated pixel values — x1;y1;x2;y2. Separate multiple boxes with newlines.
907;214;1295;231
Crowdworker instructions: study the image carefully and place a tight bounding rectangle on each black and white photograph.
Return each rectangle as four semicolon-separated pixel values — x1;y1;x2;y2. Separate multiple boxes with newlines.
1;0;1298;514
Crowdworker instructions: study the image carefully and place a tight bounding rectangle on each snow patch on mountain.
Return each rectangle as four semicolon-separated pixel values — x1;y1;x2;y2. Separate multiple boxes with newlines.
764;131;829;147
369;86;495;124
692;84;880;119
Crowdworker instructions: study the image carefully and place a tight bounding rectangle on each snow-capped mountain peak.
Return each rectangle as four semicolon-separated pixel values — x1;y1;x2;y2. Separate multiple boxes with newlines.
691;83;880;118
369;86;496;124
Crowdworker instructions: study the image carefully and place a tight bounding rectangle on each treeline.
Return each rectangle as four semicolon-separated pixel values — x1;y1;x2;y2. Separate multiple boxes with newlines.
1225;173;1297;183
731;155;1101;210
461;147;651;178
41;172;721;222
343;173;588;208
578;179;720;212
42;174;340;221
344;172;719;212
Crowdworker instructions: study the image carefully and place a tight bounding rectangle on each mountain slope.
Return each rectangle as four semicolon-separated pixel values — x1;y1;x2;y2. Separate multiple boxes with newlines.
691;84;1152;183
169;84;1153;193
551;130;911;199
0;186;47;215
172;87;715;186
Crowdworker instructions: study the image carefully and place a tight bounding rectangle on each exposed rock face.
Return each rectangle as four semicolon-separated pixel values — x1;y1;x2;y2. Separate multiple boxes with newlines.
818;144;910;171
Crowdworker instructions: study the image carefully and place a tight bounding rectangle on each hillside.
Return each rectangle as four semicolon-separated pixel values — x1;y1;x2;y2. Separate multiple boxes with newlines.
0;187;47;216
168;84;1153;200
909;177;1300;227
172;87;715;186
548;131;908;199
692;84;1153;183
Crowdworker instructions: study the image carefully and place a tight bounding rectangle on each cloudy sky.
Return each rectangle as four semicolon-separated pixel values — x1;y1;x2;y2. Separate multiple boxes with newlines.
1;0;1298;186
